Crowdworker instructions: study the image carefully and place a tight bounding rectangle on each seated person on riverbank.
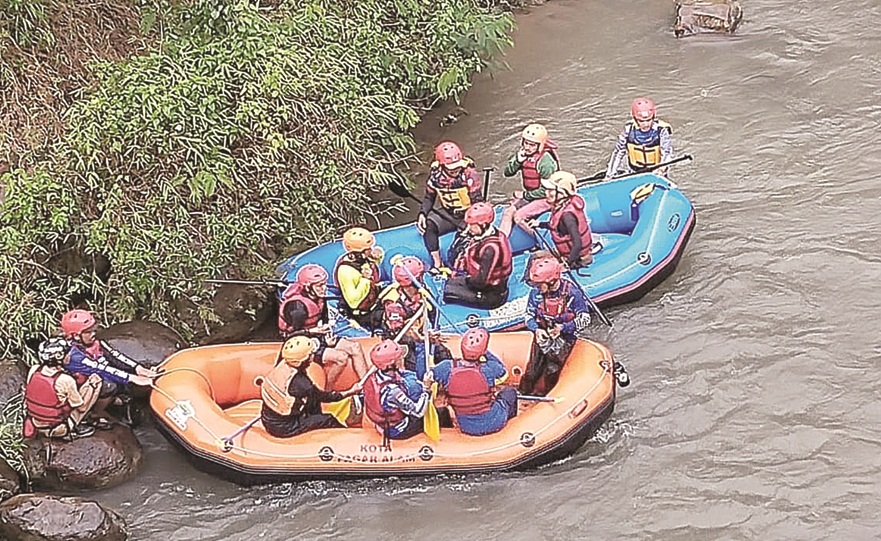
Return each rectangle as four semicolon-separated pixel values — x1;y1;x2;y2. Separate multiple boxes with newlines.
500;123;560;237
278;263;369;387
519;258;591;396
417;141;483;272
605;97;674;179
532;171;595;269
62;309;157;425
260;337;362;438
363;340;433;442
333;227;387;329
443;202;513;310
428;327;517;436
24;338;102;440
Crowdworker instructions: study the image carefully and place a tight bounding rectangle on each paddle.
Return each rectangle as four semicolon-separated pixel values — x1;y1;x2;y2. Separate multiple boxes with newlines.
576;154;694;186
481;167;493;201
530;231;613;328
422;299;441;441
518;394;565;403
394;259;464;333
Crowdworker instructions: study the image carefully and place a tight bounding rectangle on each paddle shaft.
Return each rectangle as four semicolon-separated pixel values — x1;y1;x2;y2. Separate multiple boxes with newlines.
518;394;560;403
399;265;464;333
577;154;693;185
482;167;493;201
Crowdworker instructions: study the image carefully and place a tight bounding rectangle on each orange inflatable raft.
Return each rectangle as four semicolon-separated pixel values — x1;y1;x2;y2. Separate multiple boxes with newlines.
149;332;616;484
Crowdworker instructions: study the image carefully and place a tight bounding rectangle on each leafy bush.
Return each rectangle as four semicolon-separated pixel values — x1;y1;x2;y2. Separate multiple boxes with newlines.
0;0;514;355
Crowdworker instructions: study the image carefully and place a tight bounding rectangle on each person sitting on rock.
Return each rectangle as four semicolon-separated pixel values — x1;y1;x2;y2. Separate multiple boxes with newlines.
278;263;369;387
519;258;591;396
363;340;433;441
417;141;484;271
24;338;102;439
62;309;157;425
428;327;517;436
334;227;387;329
500;123;560;237
444;202;513;310
532;171;596;269
605;97;674;179
260;336;362;438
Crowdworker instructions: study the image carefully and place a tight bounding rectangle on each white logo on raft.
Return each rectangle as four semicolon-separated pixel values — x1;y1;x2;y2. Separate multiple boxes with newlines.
166;401;195;431
488;295;529;326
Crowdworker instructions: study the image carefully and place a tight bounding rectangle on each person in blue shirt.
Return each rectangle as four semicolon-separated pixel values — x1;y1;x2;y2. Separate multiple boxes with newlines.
363;340;433;442
519;256;591;396
429;327;518;436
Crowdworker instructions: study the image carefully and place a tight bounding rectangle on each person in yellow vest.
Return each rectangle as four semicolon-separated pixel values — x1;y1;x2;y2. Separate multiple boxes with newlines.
260;337;362;438
333;227;386;329
605;97;674;179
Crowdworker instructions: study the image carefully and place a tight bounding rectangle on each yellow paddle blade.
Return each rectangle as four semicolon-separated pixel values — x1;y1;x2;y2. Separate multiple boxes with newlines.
423;383;440;441
324;398;351;425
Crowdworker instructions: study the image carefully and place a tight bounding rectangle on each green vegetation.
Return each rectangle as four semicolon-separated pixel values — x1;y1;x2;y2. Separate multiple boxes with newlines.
0;0;514;360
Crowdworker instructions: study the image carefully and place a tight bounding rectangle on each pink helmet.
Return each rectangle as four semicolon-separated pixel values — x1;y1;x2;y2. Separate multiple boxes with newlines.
296;264;328;287
631;97;656;122
393;256;425;286
529;258;563;284
460;327;489;361
464;202;495;226
61;309;97;338
434;141;467;170
370;340;407;371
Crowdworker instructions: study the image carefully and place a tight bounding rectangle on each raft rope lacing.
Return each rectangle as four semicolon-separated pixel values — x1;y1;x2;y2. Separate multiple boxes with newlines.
152;352;611;464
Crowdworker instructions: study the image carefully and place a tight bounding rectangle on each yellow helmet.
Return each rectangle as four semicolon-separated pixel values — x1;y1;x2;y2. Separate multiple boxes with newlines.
342;227;376;253
281;336;316;366
541;170;577;196
521;123;549;150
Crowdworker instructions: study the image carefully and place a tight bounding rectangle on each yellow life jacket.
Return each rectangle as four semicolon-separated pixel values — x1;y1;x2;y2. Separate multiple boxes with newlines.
428;159;476;213
625;120;672;170
260;363;298;415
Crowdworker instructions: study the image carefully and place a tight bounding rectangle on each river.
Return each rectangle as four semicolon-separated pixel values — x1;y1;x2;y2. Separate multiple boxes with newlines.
94;0;881;538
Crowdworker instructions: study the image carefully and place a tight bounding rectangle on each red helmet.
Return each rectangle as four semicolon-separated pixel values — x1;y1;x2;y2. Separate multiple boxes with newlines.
61;309;97;338
434;141;467;170
464;202;495;226
460;327;489;361
393;256;425;286
529;257;563;284
631;97;656;122
370;340;407;371
383;302;408;331
296;264;328;288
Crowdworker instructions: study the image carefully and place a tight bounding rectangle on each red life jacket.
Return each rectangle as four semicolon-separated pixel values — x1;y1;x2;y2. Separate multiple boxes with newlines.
537;281;576;328
549;195;593;260
334;253;381;313
84;340;104;360
363;373;406;426
277;283;324;335
25;370;72;427
457;229;513;287
446;359;493;416
520;141;560;191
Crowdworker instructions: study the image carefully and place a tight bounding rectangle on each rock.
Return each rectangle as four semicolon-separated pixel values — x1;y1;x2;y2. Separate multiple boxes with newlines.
22;425;143;491
98;320;185;369
175;283;276;345
0;459;20;502
0;493;127;541
0;359;26;409
674;0;743;37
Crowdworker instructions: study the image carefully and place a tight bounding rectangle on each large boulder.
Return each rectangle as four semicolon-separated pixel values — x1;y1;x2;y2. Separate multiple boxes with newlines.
98;320;185;369
175;283;276;345
0;359;26;409
0;493;127;541
22;425;143;491
0;459;20;502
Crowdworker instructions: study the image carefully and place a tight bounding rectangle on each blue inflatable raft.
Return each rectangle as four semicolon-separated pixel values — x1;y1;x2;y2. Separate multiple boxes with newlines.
276;173;695;336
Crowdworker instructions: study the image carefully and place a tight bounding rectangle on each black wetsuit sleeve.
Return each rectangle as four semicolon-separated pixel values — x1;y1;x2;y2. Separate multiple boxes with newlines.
560;213;583;267
289;373;344;404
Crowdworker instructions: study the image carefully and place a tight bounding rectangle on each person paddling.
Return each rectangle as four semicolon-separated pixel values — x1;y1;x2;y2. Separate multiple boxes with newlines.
605;97;674;179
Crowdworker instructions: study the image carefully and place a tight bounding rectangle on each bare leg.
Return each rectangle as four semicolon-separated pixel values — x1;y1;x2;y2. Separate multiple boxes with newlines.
336;338;368;379
499;205;516;237
320;349;348;389
70;383;101;425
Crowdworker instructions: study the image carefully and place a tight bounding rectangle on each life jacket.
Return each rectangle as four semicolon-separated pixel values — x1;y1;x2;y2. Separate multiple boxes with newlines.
83;340;104;360
446;359;493;416
260;363;302;416
536;280;576;328
457;229;513;287
427;160;478;214
277;283;324;335
520;141;560;191
334;253;381;314
549;195;593;260
25;370;72;427
363;373;406;426
396;285;423;317
625;120;672;171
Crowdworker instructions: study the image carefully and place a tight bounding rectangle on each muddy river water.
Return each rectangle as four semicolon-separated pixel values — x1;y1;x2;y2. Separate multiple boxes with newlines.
95;0;881;538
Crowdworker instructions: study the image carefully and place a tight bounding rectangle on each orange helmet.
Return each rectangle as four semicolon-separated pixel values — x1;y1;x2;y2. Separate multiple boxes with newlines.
370;340;407;371
631;97;656;122
460;327;489;361
342;227;375;253
464;202;495;226
61;309;97;338
281;336;316;366
521;124;549;152
541;171;578;197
